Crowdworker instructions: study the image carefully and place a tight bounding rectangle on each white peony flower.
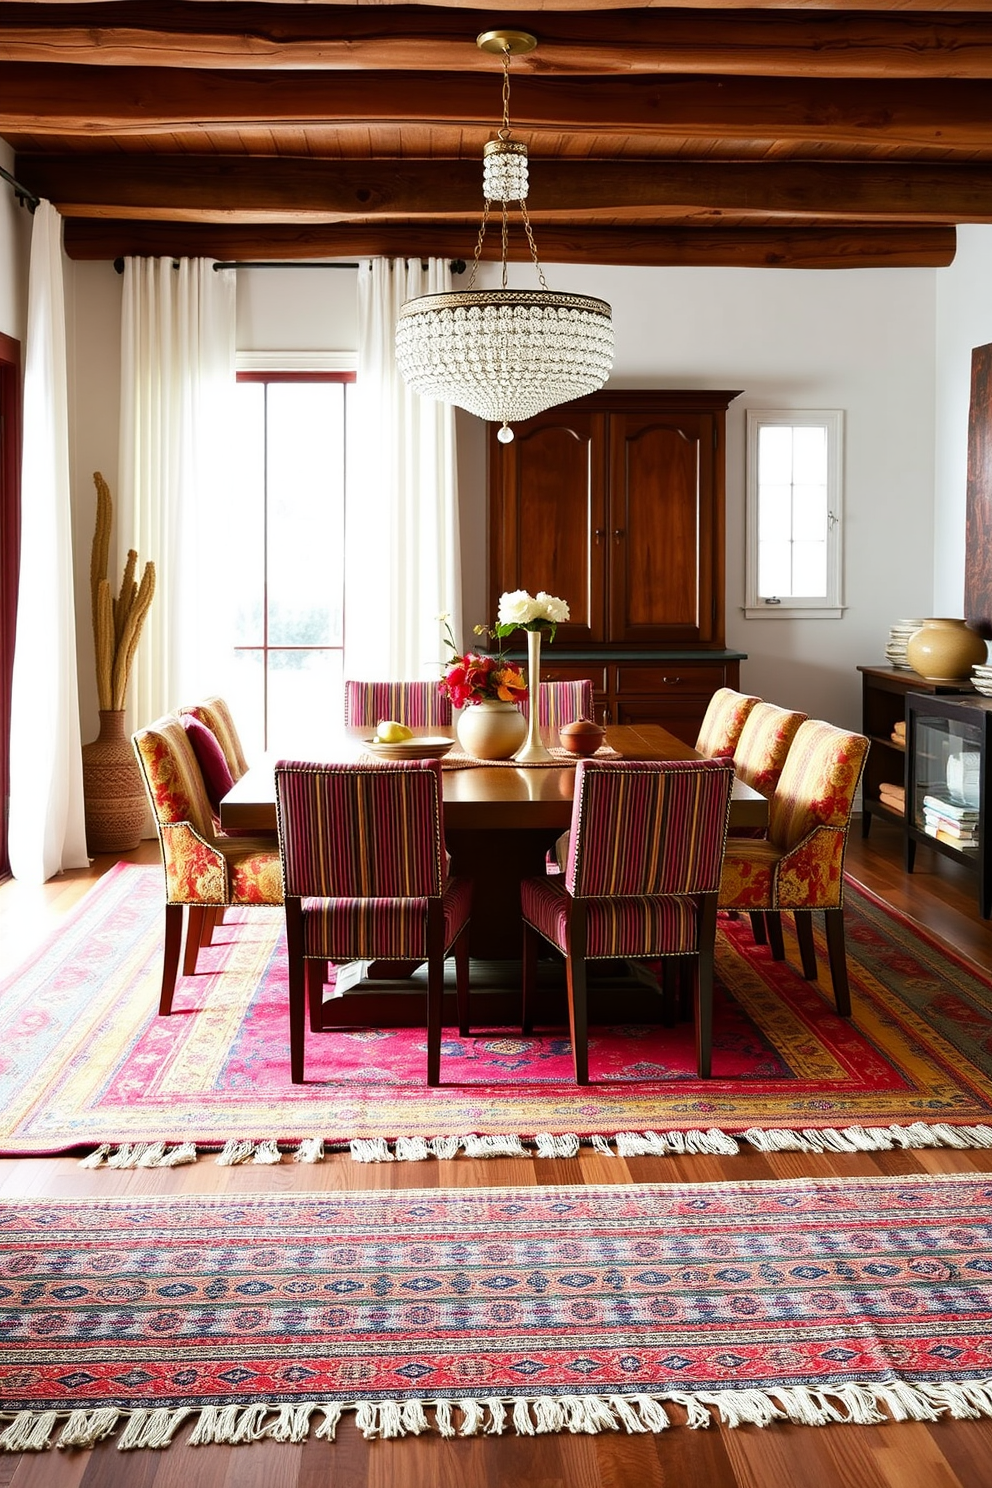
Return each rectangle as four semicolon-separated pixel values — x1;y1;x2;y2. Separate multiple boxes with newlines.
536;592;570;624
498;589;540;626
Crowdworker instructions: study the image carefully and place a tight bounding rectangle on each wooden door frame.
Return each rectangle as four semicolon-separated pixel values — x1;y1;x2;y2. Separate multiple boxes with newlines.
0;331;22;880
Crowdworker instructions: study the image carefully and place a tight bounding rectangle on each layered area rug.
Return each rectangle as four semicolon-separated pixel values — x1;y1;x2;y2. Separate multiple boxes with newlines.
4;864;992;1157
2;1173;992;1452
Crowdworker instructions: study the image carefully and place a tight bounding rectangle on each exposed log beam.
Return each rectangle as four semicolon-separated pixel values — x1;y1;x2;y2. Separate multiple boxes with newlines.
60;218;956;268
5;65;992;150
14;0;992;11
3;5;992;78
21;155;992;224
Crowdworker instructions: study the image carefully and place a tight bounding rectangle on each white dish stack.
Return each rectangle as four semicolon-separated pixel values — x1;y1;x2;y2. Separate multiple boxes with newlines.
972;662;992;697
886;619;924;670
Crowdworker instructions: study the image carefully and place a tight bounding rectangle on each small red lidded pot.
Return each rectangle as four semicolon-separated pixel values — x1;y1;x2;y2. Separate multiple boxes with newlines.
559;718;606;756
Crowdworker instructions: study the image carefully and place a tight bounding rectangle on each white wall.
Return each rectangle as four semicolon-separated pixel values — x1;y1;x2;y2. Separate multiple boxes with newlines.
934;226;992;616
236;264;358;353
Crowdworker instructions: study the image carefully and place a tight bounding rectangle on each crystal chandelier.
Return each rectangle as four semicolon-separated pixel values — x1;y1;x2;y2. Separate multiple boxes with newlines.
395;29;614;443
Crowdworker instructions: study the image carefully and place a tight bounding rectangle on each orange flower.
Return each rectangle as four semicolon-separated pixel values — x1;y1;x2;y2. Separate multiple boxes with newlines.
495;667;527;701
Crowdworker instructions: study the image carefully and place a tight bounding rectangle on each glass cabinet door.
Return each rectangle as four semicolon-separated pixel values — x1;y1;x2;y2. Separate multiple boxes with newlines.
910;712;981;852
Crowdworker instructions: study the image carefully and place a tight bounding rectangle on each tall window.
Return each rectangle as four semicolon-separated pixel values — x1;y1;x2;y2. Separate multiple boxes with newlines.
230;374;354;755
745;410;844;620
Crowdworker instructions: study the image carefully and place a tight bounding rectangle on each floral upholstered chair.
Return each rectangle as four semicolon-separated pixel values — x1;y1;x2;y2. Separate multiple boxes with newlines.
344;680;452;729
518;679;595;731
274;758;472;1085
719;719;869;1013
520;758;735;1084
178;696;250;781
132;715;283;1015
732;701;808;798
695;687;761;759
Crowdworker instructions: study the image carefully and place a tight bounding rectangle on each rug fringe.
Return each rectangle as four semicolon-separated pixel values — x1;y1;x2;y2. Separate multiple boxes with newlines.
743;1123;992;1154
76;1120;992;1170
7;1381;992;1451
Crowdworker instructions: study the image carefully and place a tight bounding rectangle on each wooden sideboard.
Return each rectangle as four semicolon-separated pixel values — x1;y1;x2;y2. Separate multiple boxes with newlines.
489;388;745;741
858;664;975;837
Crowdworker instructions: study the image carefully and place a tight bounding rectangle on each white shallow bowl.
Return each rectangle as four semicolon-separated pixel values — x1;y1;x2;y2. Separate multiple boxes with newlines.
363;736;455;760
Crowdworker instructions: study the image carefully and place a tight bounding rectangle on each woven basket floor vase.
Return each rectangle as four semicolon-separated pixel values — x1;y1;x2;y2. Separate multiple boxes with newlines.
82;709;148;854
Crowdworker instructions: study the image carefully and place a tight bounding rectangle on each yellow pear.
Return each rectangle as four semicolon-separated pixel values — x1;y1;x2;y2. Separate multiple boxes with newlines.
374;719;413;743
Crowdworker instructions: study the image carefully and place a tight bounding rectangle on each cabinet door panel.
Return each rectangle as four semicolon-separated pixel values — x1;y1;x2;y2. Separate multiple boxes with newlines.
609;412;718;645
490;413;606;645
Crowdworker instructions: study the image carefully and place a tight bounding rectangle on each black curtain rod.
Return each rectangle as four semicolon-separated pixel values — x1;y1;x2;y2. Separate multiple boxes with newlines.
0;166;39;213
113;257;466;273
213;258;467;274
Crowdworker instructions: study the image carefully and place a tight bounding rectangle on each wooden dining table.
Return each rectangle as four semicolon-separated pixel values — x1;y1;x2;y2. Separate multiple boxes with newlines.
221;722;767;978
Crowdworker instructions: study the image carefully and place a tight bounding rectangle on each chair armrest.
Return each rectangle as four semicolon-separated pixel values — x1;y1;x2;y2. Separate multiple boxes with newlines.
775;825;847;909
159;821;228;905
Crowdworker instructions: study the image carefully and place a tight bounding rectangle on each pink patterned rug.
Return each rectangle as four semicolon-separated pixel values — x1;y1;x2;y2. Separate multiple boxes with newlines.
4;864;992;1156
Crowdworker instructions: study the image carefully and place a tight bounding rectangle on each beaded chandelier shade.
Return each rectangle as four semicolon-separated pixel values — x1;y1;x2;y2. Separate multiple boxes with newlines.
395;30;614;443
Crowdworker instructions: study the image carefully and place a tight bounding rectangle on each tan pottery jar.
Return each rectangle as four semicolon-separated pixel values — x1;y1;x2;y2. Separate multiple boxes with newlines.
905;618;987;683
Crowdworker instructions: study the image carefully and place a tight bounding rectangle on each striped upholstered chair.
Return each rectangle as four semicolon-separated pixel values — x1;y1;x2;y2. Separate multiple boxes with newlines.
274;758;472;1085
520;758;735;1084
344;680;452;730
132;715;283;1015
695;687;761;759
518;679;595;732
719;719;869;1013
178;696;250;781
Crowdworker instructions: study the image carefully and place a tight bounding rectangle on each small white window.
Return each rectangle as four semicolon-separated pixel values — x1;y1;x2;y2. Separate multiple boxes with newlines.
744;410;844;619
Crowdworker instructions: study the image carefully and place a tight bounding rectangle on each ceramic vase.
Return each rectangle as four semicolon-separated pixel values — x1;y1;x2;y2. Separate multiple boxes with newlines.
456;699;527;761
905;618;988;683
81;709;147;854
514;630;553;764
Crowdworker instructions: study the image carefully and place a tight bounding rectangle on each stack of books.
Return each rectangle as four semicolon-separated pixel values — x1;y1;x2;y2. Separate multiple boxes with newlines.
922;793;980;850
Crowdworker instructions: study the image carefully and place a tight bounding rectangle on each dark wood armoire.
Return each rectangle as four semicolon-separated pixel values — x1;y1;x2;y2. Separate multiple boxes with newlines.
488;388;745;741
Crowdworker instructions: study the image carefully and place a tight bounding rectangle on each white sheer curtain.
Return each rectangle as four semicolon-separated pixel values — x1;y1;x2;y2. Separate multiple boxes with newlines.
118;257;237;731
346;258;461;680
8;202;88;882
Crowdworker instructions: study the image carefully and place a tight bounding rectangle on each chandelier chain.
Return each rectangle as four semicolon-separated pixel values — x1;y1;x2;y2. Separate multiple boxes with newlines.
465;197;491;290
519;200;549;290
499;46;512;140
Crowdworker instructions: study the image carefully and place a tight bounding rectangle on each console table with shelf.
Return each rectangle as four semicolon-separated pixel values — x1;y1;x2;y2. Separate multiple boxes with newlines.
857;665;975;837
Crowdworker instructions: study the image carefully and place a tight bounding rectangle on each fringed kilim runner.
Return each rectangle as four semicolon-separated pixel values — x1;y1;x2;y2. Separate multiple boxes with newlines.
2;1174;992;1452
5;864;992;1161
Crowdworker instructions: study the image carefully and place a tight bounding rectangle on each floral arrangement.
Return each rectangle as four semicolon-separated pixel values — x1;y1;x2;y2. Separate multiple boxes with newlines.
494;589;569;643
90;471;156;712
437;615;527;709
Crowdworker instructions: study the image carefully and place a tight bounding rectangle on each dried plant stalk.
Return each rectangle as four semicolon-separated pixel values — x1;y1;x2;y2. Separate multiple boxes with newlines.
90;473;112;665
112;561;156;711
95;579;114;712
89;471;155;714
114;549;137;649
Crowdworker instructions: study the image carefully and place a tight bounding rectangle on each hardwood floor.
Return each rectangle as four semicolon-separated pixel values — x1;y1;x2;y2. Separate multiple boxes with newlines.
1;818;992;1486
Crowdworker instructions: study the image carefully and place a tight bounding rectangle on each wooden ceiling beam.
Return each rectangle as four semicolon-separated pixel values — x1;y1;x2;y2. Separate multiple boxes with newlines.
5;65;992;150
59;217;957;268
3;5;992;78
21;155;992;224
